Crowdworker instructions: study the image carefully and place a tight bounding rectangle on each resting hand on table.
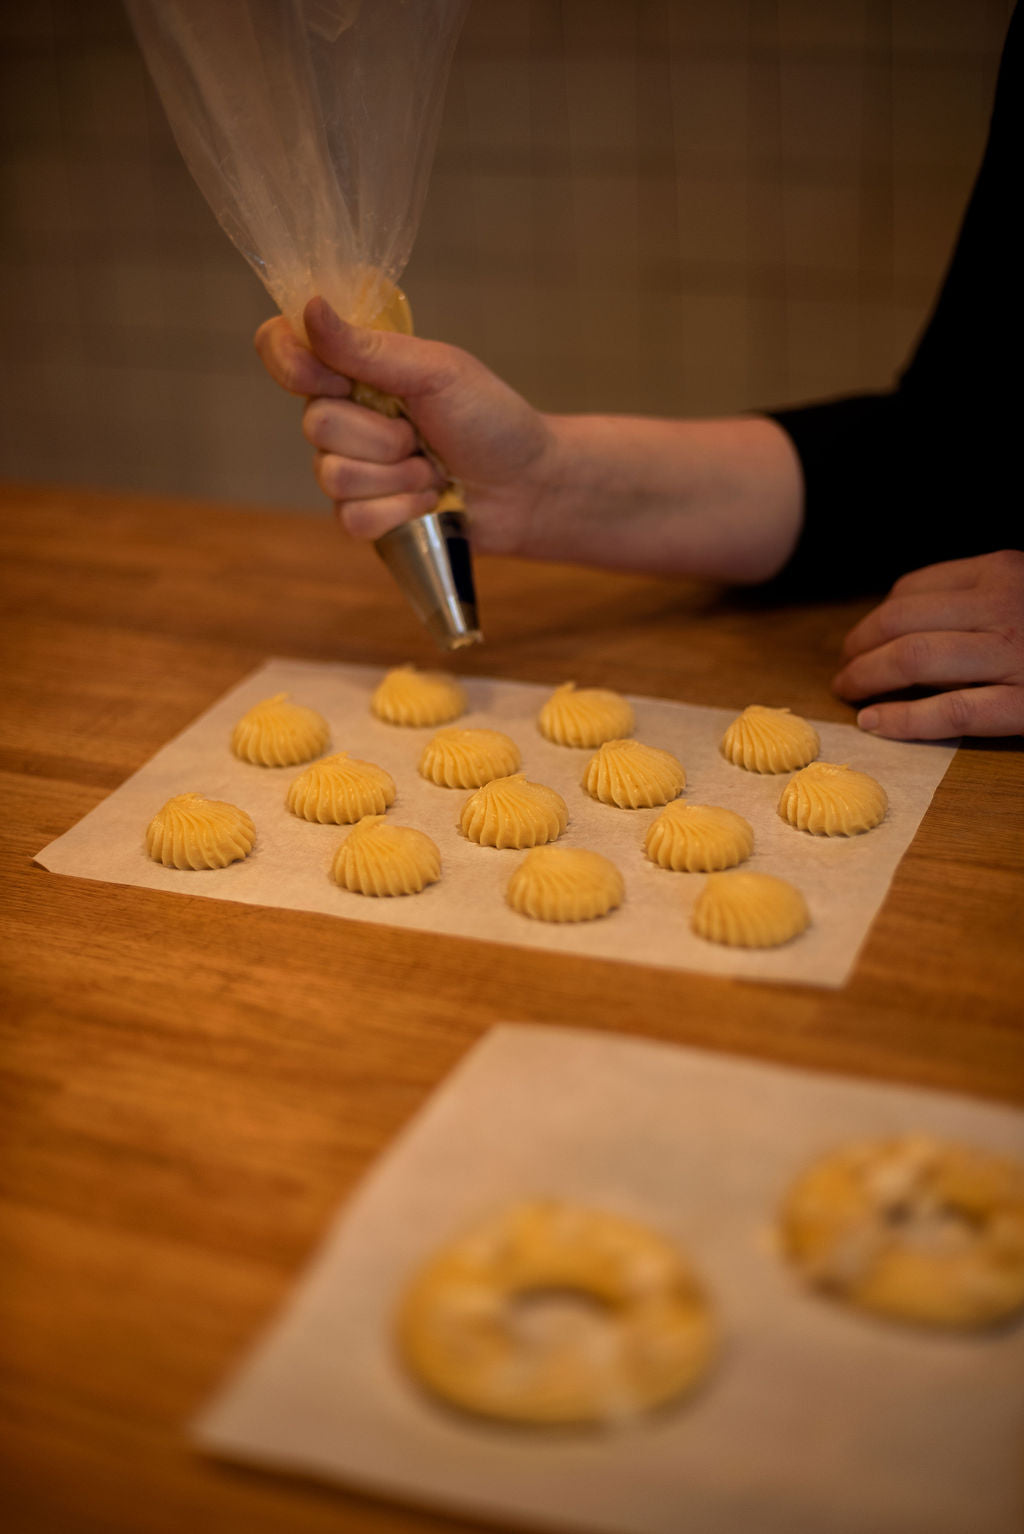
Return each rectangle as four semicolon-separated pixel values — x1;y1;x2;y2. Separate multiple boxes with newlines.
832;551;1024;740
254;297;804;583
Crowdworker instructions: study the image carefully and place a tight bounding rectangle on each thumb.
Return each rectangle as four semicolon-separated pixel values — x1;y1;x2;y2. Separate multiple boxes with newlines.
303;296;450;403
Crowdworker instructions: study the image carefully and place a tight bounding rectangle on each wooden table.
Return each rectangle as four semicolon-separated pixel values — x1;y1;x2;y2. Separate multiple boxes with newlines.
2;483;1022;1534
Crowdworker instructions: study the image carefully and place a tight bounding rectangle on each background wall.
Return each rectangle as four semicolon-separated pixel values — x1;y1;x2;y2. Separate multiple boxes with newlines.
0;0;1012;513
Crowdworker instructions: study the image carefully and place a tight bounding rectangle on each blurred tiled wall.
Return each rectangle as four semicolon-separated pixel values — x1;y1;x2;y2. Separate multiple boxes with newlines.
0;0;1012;511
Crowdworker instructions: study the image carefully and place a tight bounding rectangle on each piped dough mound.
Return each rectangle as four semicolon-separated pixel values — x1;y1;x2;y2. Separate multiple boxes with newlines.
507;845;624;922
331;815;440;896
231;692;329;767
582;738;686;809
395;1199;718;1425
720;705;820;774
644;803;754;872
419;727;522;789
460;773;568;849
538;682;635;748
286;751;396;823
371;665;466;727
779;1134;1024;1330
778;761;888;836
692;871;809;948
145;792;255;870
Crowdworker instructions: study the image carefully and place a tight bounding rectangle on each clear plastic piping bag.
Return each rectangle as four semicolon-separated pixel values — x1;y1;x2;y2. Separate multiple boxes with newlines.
127;0;481;648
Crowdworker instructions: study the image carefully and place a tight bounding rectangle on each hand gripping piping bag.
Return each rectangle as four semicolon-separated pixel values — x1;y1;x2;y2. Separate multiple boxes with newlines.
127;0;481;648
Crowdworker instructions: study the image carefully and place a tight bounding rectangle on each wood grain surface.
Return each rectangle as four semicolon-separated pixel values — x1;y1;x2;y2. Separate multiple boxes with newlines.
2;483;1022;1534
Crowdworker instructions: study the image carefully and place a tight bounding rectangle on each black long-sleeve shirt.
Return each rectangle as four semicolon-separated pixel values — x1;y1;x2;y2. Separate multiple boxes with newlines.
767;3;1022;597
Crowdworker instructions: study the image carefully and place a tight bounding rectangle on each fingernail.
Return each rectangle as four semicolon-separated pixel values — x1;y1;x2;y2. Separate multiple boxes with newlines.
857;707;879;732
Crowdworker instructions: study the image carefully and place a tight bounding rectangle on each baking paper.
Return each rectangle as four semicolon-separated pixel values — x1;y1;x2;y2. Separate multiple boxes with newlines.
35;658;957;986
194;1023;1024;1534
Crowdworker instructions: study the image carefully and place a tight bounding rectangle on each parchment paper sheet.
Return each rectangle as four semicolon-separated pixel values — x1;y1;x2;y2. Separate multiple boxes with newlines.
194;1024;1024;1534
36;658;957;986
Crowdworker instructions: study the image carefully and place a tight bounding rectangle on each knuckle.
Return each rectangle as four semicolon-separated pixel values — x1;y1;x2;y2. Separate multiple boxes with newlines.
277;356;311;395
894;631;934;679
420;342;467;398
990;548;1024;580
942;688;976;733
383;418;417;462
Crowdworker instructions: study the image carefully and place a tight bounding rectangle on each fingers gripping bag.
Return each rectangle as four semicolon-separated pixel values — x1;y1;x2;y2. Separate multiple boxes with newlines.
127;0;481;648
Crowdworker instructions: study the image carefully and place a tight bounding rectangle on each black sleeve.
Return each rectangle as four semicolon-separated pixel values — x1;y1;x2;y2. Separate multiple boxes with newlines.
765;2;1022;598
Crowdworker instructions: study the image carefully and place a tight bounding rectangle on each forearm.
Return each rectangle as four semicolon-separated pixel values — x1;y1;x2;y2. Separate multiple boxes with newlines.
521;413;805;584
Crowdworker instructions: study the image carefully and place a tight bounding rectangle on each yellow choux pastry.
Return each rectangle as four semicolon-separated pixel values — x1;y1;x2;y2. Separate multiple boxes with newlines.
396;1199;718;1425
779;1134;1024;1329
145;792;255;870
231;693;329;767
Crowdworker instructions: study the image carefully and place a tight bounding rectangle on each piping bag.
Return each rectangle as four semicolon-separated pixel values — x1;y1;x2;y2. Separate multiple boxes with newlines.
126;0;481;650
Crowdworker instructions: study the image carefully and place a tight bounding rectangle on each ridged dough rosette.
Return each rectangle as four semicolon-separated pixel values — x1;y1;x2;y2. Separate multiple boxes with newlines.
331;815;440;896
538;682;635;748
231;692;329;767
459;773;568;849
145;792;255;870
644;803;754;872
582;738;685;809
778;761;888;836
286;752;396;823
692;871;809;948
371;665;466;727
720;705;819;774
419;727;521;788
507;846;624;922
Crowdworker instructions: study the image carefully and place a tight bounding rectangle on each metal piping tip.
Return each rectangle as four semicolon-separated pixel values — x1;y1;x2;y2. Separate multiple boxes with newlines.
374;509;483;651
